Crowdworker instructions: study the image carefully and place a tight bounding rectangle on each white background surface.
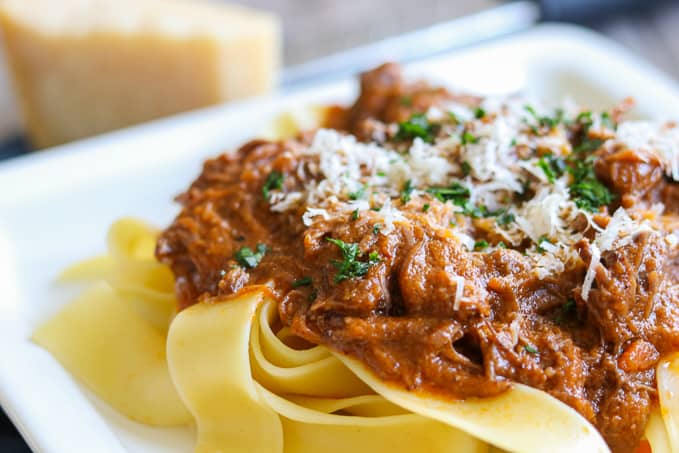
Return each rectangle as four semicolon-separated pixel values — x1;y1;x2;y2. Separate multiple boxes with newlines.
1;24;679;453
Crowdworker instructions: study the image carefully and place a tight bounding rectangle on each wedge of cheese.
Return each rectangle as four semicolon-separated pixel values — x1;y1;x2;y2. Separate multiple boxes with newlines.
0;0;280;149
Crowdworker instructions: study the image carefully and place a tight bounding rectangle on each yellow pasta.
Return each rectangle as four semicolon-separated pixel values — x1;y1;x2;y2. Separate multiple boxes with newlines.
32;282;190;426
33;219;678;453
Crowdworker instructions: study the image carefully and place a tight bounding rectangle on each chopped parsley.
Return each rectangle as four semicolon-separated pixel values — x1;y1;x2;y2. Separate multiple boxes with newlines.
400;179;414;204
461;161;472;176
474;240;489;251
567;157;614;212
536;154;566;183
348;185;367;200
376;170;386;177
262;171;284;199
308;288;318;301
570;178;614;212
461;131;480;145
474;107;486;119
326;237;380;283
234;243;268;269
426;182;470;204
372;224;381;235
524;345;538;354
575;111;593;130
395;113;435;143
524;105;564;131
399;95;413;106
497;241;507;248
556;298;577;323
573;137;603;154
461;203;491;218
351;209;359;221
427;183;510;220
536;235;552;253
448;111;459;124
496;210;515;226
292;276;312;288
601;111;616;130
422;203;430;213
570;111;605;153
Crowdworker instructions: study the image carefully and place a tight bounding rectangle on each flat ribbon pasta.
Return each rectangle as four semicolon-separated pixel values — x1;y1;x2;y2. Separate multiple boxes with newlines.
167;292;486;453
334;353;610;453
657;353;679;453
32;282;191;426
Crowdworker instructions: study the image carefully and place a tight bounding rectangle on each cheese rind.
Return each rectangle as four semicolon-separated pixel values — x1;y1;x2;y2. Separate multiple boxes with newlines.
0;0;280;148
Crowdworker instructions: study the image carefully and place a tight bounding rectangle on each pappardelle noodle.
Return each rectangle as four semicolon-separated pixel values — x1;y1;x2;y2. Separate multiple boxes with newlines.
35;63;679;453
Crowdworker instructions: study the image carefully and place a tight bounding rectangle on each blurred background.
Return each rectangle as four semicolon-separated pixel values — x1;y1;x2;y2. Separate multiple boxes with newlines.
237;0;679;76
0;0;678;450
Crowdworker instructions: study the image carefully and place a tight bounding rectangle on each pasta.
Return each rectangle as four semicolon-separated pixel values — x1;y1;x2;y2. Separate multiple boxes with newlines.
33;219;677;452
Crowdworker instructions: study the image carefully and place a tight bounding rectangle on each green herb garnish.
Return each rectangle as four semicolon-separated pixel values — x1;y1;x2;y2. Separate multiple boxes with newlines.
399;96;413;106
351;209;359;221
461;161;471;176
496;210;515;226
570;178;614;212
348;185;367;200
575;111;593;131
422;203;430;213
396;113;435;143
262;171;284;199
555;298;577;324
524;105;564;130
292;276;312;288
536;235;552;253
326;237;380;283
567;157;614;212
474;107;486;119
474;240;489;251
234;243;268;269
524;345;538;354
426;182;470;204
372;224;381;235
537;154;566;183
461;131;480;145
400;179;414;204
601;112;616;130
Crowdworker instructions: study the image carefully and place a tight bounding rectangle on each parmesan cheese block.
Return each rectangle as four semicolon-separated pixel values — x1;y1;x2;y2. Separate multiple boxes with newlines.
0;0;280;148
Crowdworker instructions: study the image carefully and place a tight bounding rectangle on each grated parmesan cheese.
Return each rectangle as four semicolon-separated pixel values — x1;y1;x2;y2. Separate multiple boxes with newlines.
581;243;600;301
616;121;679;181
452;274;465;311
581;207;655;300
264;95;670;300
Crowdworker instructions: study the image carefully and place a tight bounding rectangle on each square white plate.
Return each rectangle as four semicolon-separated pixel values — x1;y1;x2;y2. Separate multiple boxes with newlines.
1;24;679;453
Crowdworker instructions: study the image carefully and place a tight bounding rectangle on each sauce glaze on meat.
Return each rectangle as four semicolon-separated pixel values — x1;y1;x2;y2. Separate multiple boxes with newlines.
157;63;679;453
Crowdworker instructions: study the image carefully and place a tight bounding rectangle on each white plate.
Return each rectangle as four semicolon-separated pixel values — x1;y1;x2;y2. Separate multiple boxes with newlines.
1;24;679;453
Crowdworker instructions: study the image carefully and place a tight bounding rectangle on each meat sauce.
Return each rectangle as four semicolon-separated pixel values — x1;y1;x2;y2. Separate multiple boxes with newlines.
156;63;679;452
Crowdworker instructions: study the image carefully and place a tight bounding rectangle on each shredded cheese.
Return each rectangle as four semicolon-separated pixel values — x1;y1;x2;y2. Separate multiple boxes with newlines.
263;95;672;299
452;275;465;311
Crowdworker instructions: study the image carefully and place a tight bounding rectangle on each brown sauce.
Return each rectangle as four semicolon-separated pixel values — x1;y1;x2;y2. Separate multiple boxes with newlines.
157;63;679;453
